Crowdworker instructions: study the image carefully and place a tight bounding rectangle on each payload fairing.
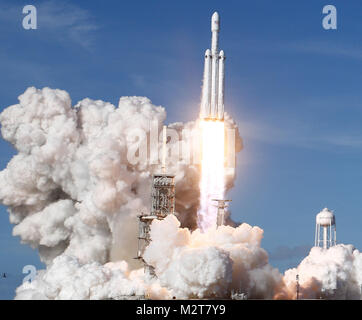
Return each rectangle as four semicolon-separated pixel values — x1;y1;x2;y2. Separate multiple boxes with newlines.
200;12;225;121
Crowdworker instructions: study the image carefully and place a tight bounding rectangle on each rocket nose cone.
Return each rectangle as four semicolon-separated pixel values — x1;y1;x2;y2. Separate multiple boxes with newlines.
205;49;211;56
211;12;220;31
212;12;219;21
219;50;225;56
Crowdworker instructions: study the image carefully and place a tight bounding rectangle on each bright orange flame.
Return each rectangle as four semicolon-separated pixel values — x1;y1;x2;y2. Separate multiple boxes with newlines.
197;120;225;231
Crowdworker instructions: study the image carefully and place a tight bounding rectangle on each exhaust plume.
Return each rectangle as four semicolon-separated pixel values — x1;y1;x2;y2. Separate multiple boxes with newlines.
2;87;361;301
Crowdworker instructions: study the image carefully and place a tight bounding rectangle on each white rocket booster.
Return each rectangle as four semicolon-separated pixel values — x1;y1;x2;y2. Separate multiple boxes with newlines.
200;12;225;121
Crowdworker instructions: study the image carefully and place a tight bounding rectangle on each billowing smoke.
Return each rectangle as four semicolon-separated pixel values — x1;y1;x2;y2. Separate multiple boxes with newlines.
0;87;248;300
2;87;361;300
279;244;362;300
143;214;283;299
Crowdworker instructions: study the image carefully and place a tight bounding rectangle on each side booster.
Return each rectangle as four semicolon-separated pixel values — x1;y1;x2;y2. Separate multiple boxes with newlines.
200;12;225;121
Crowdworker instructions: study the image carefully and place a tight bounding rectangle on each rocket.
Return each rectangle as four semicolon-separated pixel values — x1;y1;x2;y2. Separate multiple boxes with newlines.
200;12;225;121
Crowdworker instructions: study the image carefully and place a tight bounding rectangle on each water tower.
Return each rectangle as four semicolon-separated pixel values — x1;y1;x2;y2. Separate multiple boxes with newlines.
315;208;336;249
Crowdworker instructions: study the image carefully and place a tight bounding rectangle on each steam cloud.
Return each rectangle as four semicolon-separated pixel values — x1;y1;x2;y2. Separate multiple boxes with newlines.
280;244;362;299
1;87;362;300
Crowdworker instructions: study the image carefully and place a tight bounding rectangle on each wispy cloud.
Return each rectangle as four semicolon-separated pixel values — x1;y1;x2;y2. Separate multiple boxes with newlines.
284;41;362;61
0;1;98;48
317;135;362;148
39;1;98;48
238;118;362;150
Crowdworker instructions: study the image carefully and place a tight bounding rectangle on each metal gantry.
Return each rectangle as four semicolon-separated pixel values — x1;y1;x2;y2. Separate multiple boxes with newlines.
136;126;176;278
212;199;231;227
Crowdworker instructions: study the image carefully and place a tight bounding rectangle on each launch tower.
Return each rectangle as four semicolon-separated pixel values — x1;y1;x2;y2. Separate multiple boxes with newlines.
136;126;175;277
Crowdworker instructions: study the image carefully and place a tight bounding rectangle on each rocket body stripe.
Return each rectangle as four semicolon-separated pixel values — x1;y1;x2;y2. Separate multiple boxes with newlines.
217;51;225;120
210;54;218;119
201;50;211;118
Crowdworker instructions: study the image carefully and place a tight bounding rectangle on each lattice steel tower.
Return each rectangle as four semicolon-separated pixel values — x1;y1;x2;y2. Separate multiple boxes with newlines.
136;126;175;277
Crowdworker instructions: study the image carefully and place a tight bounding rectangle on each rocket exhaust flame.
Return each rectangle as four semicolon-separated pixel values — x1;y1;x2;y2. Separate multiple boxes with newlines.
197;119;225;231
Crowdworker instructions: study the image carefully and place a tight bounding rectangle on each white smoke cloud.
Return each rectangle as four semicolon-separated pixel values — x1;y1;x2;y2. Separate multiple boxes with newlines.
143;214;283;299
15;255;149;300
15;214;283;300
2;87;362;300
280;244;362;300
1;87;246;299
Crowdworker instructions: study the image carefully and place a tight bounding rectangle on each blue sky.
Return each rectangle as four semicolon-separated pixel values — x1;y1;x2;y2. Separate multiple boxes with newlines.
1;0;362;298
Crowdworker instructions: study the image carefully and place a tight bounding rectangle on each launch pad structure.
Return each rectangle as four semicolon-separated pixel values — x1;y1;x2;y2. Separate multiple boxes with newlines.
213;199;231;227
135;12;232;279
136;173;175;276
136;126;175;277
